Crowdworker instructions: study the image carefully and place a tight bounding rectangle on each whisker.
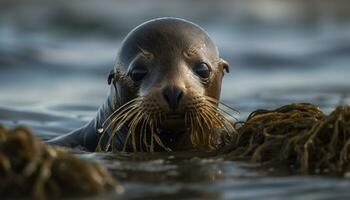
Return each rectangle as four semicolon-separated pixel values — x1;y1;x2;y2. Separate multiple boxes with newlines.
152;116;171;152
96;105;140;152
149;118;155;152
204;96;240;113
140;113;149;151
107;108;141;151
201;108;225;134
101;105;139;134
188;111;197;146
193;110;206;145
200;110;214;142
101;97;143;128
139;115;147;152
128;111;144;152
202;106;235;134
201;106;224;127
200;108;214;129
198;110;215;147
205;103;236;127
108;106;140;131
98;94;239;152
101;99;144;151
198;108;214;128
206;102;238;121
189;111;199;145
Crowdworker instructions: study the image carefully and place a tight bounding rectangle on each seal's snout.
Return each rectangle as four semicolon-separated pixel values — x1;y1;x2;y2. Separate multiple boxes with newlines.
162;86;183;111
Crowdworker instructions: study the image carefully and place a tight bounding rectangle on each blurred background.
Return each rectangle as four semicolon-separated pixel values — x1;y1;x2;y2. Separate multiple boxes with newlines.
0;0;350;135
1;1;350;199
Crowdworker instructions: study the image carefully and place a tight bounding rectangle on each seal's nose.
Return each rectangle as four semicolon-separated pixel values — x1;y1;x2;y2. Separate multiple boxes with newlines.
162;86;183;111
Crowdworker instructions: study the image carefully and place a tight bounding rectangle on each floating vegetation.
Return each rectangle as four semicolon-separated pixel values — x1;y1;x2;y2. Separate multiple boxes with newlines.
227;103;350;175
2;100;350;200
96;95;238;152
0;125;122;200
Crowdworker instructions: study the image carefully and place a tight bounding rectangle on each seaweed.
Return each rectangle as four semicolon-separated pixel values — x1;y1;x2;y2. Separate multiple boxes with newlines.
227;103;350;175
0;125;122;200
2;101;350;200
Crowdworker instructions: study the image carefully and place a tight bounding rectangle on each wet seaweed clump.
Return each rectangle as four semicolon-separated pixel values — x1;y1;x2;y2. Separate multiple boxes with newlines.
228;103;350;175
0;125;122;200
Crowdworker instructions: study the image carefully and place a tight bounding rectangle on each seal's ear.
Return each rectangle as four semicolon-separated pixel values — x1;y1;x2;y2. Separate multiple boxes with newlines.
219;58;230;73
107;70;115;85
108;69;123;85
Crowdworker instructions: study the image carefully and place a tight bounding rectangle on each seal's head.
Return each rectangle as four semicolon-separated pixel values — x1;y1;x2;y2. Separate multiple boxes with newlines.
99;18;236;152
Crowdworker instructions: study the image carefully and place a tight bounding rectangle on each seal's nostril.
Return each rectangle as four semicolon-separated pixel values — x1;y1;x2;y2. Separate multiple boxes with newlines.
162;86;183;111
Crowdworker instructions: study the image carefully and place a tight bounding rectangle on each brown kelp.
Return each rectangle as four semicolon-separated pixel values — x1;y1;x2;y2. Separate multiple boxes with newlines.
228;103;350;175
0;125;122;200
96;95;238;152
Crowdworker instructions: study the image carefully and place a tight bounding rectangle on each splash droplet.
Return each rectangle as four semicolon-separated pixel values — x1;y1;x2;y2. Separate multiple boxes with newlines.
97;128;104;133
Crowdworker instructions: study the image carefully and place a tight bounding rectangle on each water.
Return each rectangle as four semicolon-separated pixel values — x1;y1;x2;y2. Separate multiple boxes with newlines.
1;0;350;199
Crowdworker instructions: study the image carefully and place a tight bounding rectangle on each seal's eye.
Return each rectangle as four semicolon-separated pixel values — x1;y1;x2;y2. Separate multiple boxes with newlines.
193;63;211;79
129;67;148;83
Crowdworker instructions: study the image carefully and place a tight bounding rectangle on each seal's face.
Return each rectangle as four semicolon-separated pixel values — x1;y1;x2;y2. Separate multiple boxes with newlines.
100;18;234;152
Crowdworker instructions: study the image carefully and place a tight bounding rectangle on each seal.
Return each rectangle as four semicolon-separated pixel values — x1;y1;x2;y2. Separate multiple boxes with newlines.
48;17;236;152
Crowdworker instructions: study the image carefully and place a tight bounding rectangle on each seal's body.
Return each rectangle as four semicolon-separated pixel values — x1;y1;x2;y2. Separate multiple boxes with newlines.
49;18;231;152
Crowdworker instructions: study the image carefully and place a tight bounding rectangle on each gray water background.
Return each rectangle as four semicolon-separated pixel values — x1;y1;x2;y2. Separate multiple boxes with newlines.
1;0;350;199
